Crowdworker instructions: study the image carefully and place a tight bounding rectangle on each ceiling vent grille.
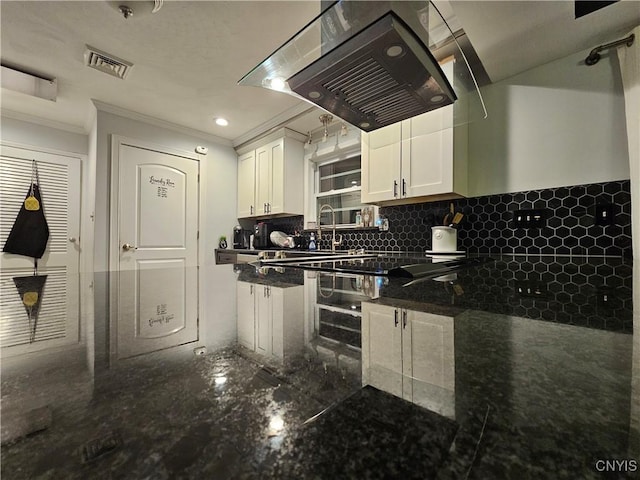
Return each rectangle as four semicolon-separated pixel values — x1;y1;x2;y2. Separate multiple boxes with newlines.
84;45;133;80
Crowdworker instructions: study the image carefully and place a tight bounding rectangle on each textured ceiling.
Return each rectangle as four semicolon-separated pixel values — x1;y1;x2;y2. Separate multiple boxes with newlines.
1;1;638;145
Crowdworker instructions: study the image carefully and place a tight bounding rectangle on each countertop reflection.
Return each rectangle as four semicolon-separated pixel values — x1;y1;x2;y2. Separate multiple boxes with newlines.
0;255;637;479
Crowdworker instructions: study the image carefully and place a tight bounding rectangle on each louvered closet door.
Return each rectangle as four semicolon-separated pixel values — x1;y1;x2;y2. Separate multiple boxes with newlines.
0;145;81;357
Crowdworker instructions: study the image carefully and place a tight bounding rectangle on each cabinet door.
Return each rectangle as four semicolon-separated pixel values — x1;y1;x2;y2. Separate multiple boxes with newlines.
361;123;402;203
237;151;256;217
400;59;456;199
255;285;273;356
403;310;455;416
361;302;403;398
237;282;256;349
267;139;284;214
270;286;284;359
255;146;271;215
401;111;454;198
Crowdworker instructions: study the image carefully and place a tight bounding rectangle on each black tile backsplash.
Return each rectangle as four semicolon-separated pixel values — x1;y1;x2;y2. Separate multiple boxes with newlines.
381;256;633;333
267;180;632;258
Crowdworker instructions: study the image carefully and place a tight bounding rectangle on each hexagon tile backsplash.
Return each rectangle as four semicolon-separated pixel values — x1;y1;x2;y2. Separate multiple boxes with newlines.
271;180;632;258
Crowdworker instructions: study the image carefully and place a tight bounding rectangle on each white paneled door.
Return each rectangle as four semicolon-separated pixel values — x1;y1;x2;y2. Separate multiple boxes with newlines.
113;139;199;359
0;144;81;356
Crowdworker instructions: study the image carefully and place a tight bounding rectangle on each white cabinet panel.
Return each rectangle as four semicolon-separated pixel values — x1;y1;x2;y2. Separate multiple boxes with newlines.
255;147;271;216
236;129;304;218
236;282;303;362
362;303;403;398
360;59;465;205
237;281;255;350
362;302;455;417
269;140;285;214
237;151;256;218
361;123;401;203
256;285;272;355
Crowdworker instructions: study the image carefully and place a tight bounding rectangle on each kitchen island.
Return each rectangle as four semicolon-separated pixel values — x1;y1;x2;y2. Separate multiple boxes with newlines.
1;255;637;479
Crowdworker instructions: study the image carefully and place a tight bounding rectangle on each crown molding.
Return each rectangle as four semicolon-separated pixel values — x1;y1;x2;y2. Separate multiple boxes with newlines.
232;101;315;149
91;100;233;147
0;109;87;135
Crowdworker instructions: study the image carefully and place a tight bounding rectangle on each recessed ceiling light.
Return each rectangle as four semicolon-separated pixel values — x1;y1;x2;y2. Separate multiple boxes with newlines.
214;117;228;126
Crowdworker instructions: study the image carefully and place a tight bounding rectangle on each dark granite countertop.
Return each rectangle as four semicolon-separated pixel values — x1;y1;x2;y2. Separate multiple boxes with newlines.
1;255;637;479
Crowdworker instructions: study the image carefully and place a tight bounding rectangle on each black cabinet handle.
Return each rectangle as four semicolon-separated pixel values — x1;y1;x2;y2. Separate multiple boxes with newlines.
393;180;398;197
402;178;407;197
402;310;407;329
394;309;399;327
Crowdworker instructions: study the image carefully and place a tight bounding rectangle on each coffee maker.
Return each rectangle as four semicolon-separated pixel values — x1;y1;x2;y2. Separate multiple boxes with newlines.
253;222;273;249
233;226;242;249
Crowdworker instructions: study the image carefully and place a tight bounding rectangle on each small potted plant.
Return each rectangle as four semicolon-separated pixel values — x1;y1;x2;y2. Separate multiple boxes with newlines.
218;235;228;249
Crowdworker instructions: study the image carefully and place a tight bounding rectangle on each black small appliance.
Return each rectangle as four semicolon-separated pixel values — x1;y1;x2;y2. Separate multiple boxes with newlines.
253;222;273;249
233;225;252;249
233;225;243;249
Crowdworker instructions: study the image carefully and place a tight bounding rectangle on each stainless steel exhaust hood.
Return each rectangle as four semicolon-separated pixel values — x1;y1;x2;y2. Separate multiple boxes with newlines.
239;1;486;132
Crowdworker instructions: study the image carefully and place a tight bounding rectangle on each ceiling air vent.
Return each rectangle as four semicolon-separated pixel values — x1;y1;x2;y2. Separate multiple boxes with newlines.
84;45;133;80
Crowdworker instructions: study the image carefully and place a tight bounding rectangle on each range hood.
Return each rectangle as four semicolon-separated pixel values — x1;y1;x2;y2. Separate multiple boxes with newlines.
239;1;486;132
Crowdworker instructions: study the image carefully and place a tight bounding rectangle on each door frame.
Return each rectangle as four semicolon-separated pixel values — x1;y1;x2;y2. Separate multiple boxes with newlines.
108;135;205;360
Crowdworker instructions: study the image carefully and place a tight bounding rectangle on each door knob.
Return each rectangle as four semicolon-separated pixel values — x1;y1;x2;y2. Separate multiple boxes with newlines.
122;243;137;251
68;237;77;243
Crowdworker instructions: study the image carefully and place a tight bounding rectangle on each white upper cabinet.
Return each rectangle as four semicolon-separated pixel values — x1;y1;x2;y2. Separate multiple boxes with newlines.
237;150;256;218
361;122;402;203
236;128;305;218
361;60;467;205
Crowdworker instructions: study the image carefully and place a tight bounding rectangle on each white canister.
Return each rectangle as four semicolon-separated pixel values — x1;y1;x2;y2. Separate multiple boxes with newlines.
431;226;457;252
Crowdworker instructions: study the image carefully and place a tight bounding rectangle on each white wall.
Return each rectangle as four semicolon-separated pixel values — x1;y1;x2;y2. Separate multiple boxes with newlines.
468;47;630;197
92;108;238;272
0;116;88;155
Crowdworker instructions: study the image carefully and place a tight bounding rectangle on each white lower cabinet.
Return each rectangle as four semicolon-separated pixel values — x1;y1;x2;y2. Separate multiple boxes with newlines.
361;302;455;418
236;281;304;361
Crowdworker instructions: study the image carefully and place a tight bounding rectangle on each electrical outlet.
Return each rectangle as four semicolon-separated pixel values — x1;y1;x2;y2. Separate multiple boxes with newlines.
515;281;549;299
513;209;549;228
596;287;615;307
594;204;615;226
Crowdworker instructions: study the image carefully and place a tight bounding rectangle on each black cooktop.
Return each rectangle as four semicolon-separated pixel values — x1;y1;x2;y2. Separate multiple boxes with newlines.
262;254;494;278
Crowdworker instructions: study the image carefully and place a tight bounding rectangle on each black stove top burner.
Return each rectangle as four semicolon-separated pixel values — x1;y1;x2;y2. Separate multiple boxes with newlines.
262;254;494;278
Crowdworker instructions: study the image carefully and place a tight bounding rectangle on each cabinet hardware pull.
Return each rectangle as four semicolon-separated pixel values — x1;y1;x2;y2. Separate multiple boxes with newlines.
250;205;254;215
394;309;399;327
402;178;406;197
267;203;271;213
264;286;267;297
393;180;398;197
264;203;267;213
402;310;407;329
250;284;253;295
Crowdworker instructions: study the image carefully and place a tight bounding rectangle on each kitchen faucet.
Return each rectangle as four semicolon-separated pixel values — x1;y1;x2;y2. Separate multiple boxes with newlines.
317;204;343;252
